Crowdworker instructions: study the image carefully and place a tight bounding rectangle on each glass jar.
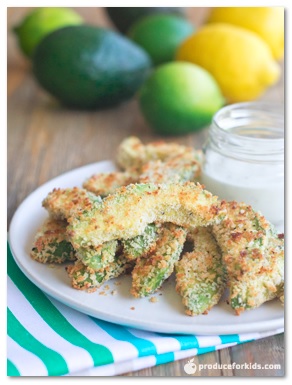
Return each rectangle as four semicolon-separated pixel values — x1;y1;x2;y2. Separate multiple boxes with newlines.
201;102;284;230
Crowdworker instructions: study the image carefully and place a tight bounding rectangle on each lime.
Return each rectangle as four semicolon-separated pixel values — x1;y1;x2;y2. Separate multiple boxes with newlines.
139;62;225;135
14;7;83;58
176;23;280;102
105;7;185;34
128;14;194;65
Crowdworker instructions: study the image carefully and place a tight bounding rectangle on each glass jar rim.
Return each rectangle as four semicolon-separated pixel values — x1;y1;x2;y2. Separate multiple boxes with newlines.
212;101;284;140
209;102;284;163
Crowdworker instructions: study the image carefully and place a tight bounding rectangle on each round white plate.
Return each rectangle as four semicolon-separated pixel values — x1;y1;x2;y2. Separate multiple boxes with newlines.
9;161;284;335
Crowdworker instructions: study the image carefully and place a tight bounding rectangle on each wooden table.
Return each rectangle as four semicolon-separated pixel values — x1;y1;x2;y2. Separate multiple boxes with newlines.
7;7;284;377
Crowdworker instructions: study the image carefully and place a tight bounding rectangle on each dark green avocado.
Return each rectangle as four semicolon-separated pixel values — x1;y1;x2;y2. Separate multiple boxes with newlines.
105;7;185;34
33;25;152;109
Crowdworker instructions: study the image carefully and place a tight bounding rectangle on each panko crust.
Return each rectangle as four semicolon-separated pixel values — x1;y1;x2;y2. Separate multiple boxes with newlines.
42;187;101;220
67;182;225;249
212;201;284;314
31;218;76;264
131;223;187;297
175;227;226;316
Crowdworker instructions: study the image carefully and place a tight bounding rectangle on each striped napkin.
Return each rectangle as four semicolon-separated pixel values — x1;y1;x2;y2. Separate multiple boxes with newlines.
7;244;283;376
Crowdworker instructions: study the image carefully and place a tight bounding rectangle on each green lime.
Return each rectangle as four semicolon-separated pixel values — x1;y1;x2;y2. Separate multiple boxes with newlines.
128;14;194;65
105;7;185;34
33;26;151;109
13;7;83;58
139;62;225;135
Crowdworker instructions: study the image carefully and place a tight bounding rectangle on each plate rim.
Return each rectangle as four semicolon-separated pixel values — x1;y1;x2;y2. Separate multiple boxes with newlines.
8;161;284;336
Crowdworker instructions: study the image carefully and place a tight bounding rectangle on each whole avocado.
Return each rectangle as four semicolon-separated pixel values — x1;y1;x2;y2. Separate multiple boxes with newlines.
105;7;185;34
33;25;152;109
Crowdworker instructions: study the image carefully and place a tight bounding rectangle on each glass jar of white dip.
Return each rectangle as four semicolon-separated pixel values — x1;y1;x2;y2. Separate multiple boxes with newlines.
201;102;284;229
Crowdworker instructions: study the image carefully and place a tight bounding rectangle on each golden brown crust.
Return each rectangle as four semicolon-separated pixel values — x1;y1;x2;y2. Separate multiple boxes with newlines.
42;187;101;220
116;136;203;171
175;227;226;315
68;182;224;249
83;171;139;197
212;201;284;313
31;218;76;264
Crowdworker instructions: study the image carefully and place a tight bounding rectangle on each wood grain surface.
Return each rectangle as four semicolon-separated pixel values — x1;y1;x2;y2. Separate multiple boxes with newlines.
7;7;284;377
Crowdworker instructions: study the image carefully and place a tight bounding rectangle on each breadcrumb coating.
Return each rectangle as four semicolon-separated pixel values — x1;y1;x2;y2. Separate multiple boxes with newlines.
122;223;159;260
212;201;284;314
31;218;76;264
67;182;225;249
83;171;139;197
175;227;226;316
131;223;187;297
76;240;119;271
66;254;131;292
42;187;102;220
116;136;202;171
139;155;201;184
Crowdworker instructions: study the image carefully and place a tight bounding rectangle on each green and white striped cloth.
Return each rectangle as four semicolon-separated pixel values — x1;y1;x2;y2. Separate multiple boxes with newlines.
7;244;283;376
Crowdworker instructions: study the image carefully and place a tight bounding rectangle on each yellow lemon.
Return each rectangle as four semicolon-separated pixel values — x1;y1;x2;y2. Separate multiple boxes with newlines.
208;7;284;60
176;23;280;102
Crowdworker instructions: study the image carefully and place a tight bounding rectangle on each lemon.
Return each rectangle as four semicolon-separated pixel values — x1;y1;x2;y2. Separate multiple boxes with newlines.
176;23;280;102
14;7;83;58
208;7;284;60
128;14;194;65
139;62;225;135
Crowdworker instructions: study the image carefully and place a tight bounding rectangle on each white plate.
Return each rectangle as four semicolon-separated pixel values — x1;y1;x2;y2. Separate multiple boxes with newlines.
9;161;284;335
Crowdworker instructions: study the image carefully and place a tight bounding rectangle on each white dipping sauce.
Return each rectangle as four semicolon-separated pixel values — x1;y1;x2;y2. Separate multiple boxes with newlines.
201;102;284;230
201;155;284;227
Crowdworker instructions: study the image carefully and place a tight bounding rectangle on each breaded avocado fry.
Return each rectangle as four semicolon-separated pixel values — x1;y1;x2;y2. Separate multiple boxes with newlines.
31;218;76;264
122;223;159;260
212;201;284;314
139;155;201;184
175;227;226;316
67;182;225;249
66;254;131;292
83;171;139;197
230;234;284;313
131;223;187;297
116;136;202;170
42;187;102;220
42;187;120;270
76;241;119;271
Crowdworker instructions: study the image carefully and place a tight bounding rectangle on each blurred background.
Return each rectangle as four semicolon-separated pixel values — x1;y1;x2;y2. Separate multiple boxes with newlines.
7;6;284;223
7;7;208;68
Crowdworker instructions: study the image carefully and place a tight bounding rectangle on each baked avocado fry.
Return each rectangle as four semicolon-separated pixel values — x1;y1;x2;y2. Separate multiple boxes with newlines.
116;136;203;171
83;170;139;197
139;155;201;184
66;253;131;292
175;227;226;316
42;187;119;270
82;154;201;197
230;234;284;313
75;241;119;271
122;223;159;260
42;187;102;220
67;182;225;249
131;223;187;297
31;218;76;264
212;201;284;314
